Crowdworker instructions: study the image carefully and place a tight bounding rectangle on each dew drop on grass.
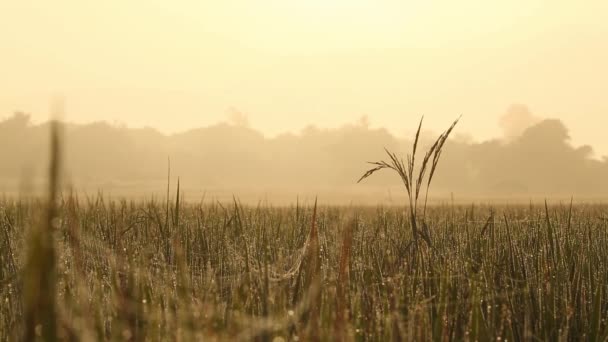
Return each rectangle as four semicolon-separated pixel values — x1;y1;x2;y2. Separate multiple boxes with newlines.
122;329;133;340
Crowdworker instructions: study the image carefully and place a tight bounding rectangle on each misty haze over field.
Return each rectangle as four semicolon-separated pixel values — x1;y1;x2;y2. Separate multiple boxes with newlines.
5;2;608;341
1;105;605;202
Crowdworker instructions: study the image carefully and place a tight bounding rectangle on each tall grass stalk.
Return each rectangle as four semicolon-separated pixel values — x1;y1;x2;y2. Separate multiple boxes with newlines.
358;116;460;246
23;120;61;341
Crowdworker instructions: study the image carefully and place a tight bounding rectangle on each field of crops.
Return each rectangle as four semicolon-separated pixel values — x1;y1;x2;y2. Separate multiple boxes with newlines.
2;121;607;341
2;194;608;341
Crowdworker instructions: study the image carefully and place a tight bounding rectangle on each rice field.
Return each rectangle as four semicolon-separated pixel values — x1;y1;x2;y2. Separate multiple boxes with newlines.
2;193;608;341
2;120;608;341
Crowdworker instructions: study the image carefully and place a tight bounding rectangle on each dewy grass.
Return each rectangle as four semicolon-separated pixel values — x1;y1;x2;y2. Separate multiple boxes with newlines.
4;117;608;340
3;196;608;340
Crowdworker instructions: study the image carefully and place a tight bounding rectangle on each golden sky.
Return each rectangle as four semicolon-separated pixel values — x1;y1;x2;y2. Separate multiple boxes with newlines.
1;1;607;155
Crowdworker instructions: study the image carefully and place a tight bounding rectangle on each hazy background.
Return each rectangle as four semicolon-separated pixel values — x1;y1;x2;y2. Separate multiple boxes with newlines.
1;1;607;202
1;105;606;203
1;1;607;154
